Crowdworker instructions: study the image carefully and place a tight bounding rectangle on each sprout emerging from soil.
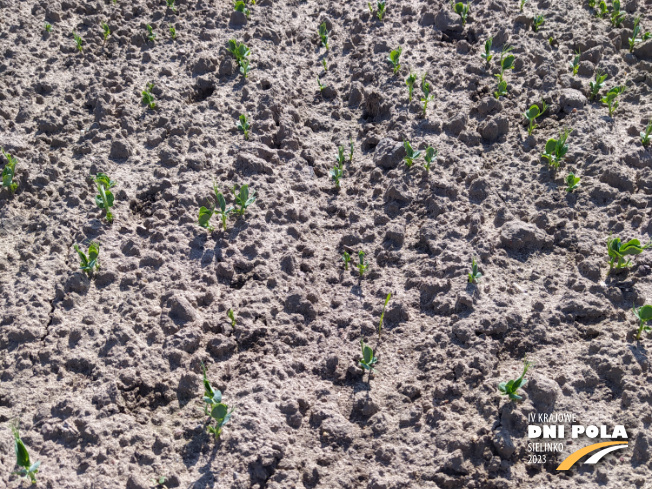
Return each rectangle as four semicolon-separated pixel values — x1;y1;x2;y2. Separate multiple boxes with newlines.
523;100;547;136
468;257;482;284
227;40;251;78
330;145;345;188
541;128;571;169
201;363;235;439
342;251;351;270
169;25;177;39
610;0;625;27
588;0;595;6
234;1;250;17
101;22;110;42
358;339;378;374
423;146;438;171
146;24;156;42
74;242;100;275
607;235;651;272
166;0;177;12
569;49;580;76
641;121;652;147
322;58;327;72
11;422;41;484
94;173;116;222
589;70;608;101
532;14;545;32
318;22;329;50
452;2;470;26
481;37;493;64
388;47;401;75
357;250;369;277
227;308;236;328
72;32;83;52
378;293;391;338
237;114;250;140
198;182;234;232
494;45;514;98
406;73;417;102
142;82;156;110
317;76;327;93
403;140;421;167
601;85;625;117
45;23;52;33
596;1;607;18
632;304;652;340
498;357;533;401
629;17;651;53
1;148;18;193
519;0;528;11
232;184;256;216
565;173;580;192
420;74;435;115
368;0;386;21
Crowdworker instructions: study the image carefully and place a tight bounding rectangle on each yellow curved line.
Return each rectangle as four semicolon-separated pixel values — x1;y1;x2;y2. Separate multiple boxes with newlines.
556;442;628;471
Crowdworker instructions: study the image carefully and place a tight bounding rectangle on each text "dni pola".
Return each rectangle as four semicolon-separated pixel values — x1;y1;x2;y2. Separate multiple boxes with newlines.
528;425;628;439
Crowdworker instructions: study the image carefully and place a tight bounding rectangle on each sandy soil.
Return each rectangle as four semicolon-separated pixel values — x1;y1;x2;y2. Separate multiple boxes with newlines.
1;0;652;487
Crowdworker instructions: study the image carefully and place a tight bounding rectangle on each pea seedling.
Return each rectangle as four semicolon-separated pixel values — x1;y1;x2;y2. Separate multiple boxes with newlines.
317;76;327;93
94;173;116;222
318;22;329;50
169;25;177;39
234;1;250;17
532;14;545;32
358;339;378;374
403;140;421;167
523;100;547;136
406;73;417;102
330;165;343;188
541;128;571;168
201;363;235;440
565;173;580;192
377;293;391;338
494;80;508;99
74;242;100;275
1;148;18;193
198;183;234;231
227;309;236;328
607;235;651;272
227;40;251;78
629;17;651;53
166;0;177;12
588;0;595;6
368;0;386;20
420;73;435;115
632;304;652;340
494;45;515;98
142;83;156;110
101;22;110;41
237;114;250;140
151;476;169;489
342;251;351;270
468;257;482;283
498;357;533;401
519;0;527;11
610;0;624;27
322;58;327;71
601;85;625;117
452;2;470;26
423;146;438;171
589;70;608;101
481;37;493;64
45;23;52;33
569;49;580;76
232;184;256;216
388;47;401;75
596;1;607;18
641;121;652;147
145;24;156;42
73;32;83;52
357;250;368;277
11;423;40;484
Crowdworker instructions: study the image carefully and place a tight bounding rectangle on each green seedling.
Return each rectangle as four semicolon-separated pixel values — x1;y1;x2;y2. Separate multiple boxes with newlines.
468;257;482;283
641;121;652;147
565;173;581;192
45;23;52;33
420;73;435;115
146;24;156;42
601;85;625;117
227;308;236;328
151;476;168;489
596;1;607;18
368;0;386;20
1;148;18;193
377;293;391;338
317;76;327;92
73;32;83;52
11;423;40;484
541;128;571;168
169;25;177;39
569;49;580;76
589;70;608;101
607;235;651;272
318;22;329;50
166;0;177;12
388;46;401;75
633;304;652;340
142;82;156;110
532;14;545;32
548;36;557;47
201;363;235;439
232;184;256;216
74;242;100;275
342;251;351;270
406;73;417;102
452;1;470;26
198;183;234;231
94;173;116;222
519;0;528;11
330;165;343;188
482;37;493;64
322;58;327;71
494;80;508;99
610;0;624;27
403;140;421;167
227;40;251;78
523;100;547;136
336;145;346;167
357;250;368;277
237;114;250;140
358;339;378;373
629;16;651;53
101;22;110;41
234;1;250;17
494;45;515;98
423;146;438;171
498;357;533;401
588;0;595;6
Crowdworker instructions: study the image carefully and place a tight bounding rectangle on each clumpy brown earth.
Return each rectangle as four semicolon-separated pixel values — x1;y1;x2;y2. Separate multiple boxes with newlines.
1;0;652;487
